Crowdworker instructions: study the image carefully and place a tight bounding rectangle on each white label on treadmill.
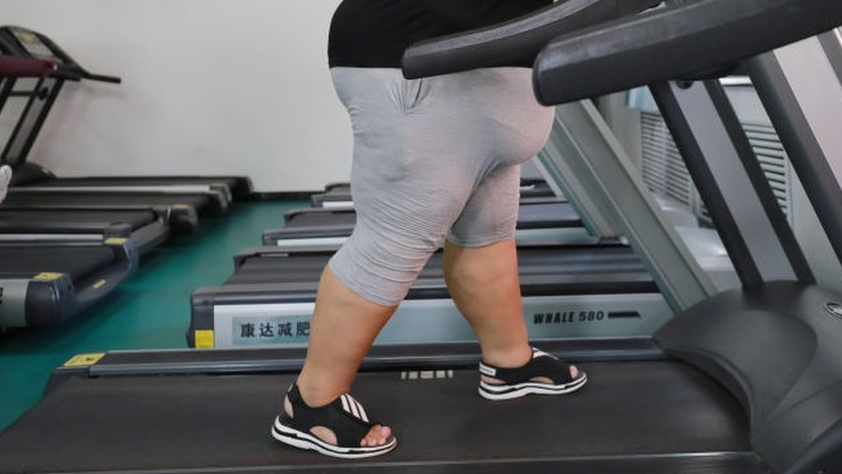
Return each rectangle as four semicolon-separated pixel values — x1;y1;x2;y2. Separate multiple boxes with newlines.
217;303;315;346
212;295;672;349
0;280;29;328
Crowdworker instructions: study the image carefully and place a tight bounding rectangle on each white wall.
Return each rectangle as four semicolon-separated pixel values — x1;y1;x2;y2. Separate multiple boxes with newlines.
1;0;351;192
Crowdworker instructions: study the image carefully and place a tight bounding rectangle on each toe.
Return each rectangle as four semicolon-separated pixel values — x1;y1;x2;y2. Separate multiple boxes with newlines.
362;425;391;447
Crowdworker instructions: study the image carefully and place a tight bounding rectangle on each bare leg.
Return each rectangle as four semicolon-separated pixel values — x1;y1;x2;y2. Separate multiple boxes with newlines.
291;266;395;447
443;239;579;383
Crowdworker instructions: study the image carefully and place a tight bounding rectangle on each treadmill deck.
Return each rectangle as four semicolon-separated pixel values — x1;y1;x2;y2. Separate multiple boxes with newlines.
0;361;765;473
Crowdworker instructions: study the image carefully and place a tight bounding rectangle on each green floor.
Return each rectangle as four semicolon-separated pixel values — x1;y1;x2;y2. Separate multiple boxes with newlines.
0;199;307;432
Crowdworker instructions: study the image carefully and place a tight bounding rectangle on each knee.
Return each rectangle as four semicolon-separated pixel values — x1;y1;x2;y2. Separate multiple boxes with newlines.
328;225;439;307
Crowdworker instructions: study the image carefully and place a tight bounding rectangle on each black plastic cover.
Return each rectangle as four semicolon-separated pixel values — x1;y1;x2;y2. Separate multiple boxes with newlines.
656;282;842;474
402;0;659;79
534;0;842;105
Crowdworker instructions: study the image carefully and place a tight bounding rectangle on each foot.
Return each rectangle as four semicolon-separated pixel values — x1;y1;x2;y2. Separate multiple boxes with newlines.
0;165;11;205
478;347;588;400
271;383;397;458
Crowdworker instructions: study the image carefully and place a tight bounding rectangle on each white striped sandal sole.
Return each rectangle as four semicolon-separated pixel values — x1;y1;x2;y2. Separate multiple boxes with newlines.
271;416;397;459
478;372;589;401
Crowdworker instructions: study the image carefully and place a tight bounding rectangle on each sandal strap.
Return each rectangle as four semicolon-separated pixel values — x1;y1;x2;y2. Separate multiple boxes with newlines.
284;384;376;447
479;347;575;385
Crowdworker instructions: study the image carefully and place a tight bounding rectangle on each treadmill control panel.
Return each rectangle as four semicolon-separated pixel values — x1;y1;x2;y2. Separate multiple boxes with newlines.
9;27;62;63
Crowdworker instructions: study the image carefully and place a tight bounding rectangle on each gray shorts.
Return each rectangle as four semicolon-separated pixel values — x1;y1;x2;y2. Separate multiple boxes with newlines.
328;67;554;306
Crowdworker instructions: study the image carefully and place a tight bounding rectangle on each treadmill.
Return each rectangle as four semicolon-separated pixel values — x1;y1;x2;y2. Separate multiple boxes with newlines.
0;193;200;234
0;26;253;202
0;26;247;219
2;1;842;474
0;49;203;234
0;237;137;329
0;208;169;255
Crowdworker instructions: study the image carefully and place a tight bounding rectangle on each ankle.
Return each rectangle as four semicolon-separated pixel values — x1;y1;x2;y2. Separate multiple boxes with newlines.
295;379;347;408
481;345;532;369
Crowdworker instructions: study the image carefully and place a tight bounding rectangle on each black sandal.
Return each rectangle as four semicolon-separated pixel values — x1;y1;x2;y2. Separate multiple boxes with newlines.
271;384;397;458
478;347;588;400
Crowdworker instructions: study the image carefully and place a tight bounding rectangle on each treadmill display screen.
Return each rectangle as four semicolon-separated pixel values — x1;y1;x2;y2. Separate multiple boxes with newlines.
11;28;60;62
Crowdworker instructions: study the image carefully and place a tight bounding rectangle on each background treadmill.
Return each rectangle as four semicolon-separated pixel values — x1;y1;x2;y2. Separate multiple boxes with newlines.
0;208;169;255
0;26;252;217
0;238;137;329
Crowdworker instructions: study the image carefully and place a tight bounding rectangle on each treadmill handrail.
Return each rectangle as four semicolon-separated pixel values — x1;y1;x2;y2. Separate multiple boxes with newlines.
401;0;659;79
0;55;55;77
533;0;842;105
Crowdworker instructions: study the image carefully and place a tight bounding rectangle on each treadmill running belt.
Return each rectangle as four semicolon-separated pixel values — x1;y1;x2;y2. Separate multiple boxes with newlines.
286;210;355;228
0;246;115;279
0;361;761;473
0;209;156;229
516;201;581;228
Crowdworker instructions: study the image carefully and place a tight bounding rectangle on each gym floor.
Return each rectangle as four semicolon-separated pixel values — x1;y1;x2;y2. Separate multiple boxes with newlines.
0;199;307;432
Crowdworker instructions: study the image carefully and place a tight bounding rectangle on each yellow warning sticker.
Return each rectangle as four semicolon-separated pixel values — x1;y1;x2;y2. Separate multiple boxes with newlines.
33;273;63;281
105;237;128;245
195;330;216;349
64;353;106;367
92;280;107;290
172;204;190;210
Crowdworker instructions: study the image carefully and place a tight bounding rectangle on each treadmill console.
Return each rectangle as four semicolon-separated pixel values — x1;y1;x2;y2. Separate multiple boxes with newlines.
0;26;119;83
7;27;65;65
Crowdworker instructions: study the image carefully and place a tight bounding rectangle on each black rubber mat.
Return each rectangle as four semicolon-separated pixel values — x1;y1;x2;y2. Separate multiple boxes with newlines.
0;246;115;279
0;361;754;473
0;209;155;230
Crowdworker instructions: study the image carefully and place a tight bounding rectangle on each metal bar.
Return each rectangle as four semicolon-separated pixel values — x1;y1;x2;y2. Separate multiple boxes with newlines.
746;34;842;269
543;101;716;312
0;77;13;111
651;80;812;286
536;110;619;239
1;76;63;165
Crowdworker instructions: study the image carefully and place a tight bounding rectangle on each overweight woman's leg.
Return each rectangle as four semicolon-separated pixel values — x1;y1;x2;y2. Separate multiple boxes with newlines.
280;67;558;451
